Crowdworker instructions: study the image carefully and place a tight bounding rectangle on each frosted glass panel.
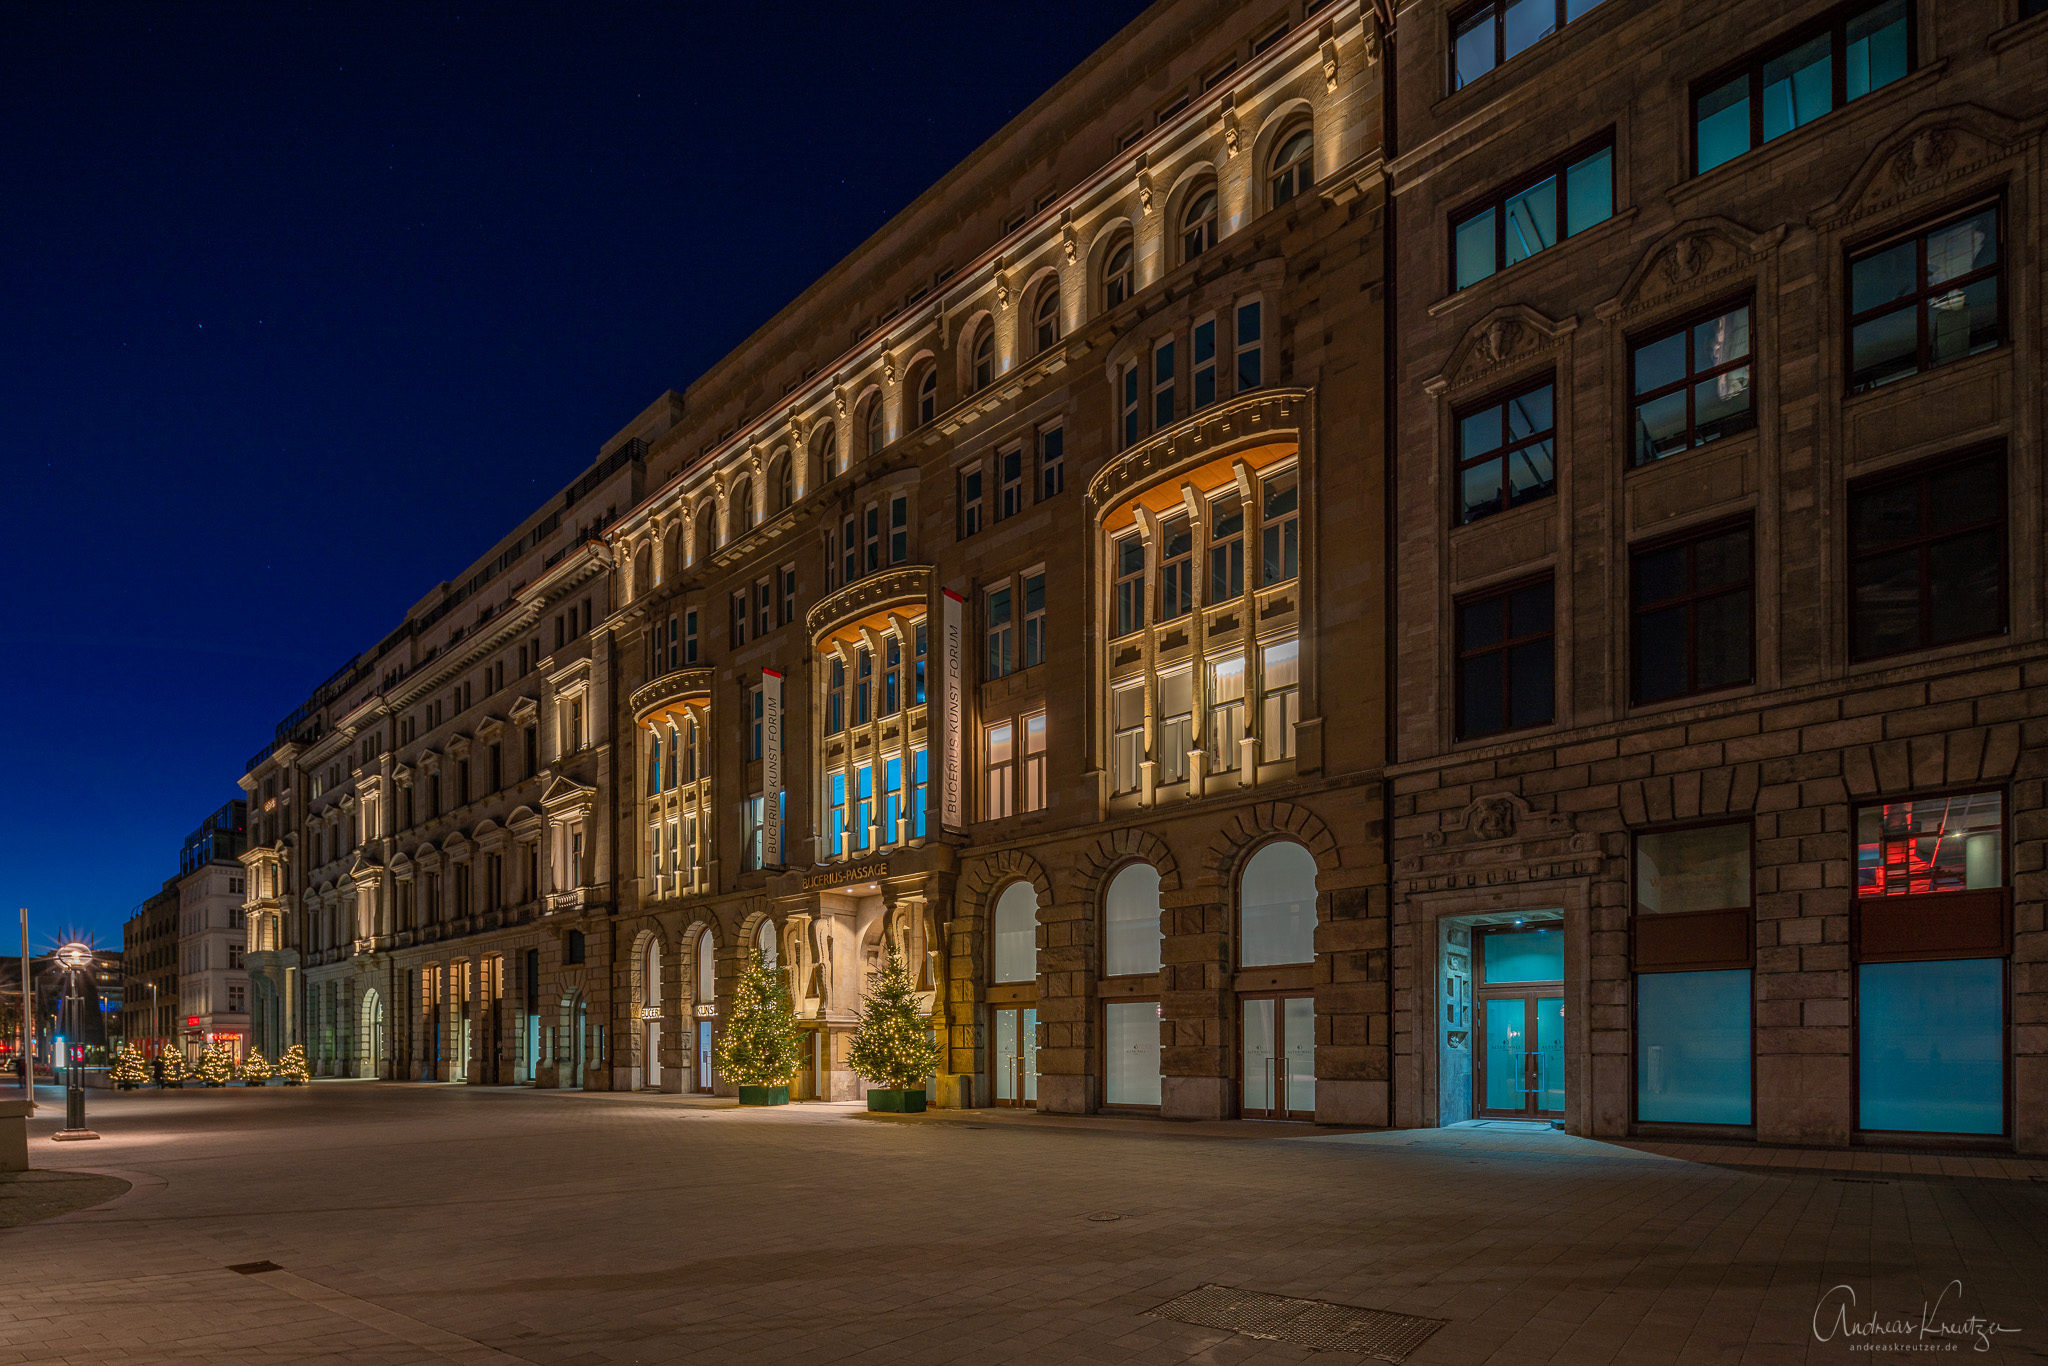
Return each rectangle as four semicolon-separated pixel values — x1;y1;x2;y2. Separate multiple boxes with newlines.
1104;863;1163;977
994;1009;1018;1102
1482;927;1562;983
993;881;1038;983
1240;840;1317;966
1637;969;1751;1124
1106;1002;1162;1106
1242;998;1275;1112
1859;960;2002;1135
1483;999;1525;1110
1534;997;1563;1112
1022;1007;1037;1103
1284;996;1315;1116
1637;824;1750;913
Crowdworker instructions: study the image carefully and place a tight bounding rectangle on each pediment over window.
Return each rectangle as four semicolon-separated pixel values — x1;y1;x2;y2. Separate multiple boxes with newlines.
1599;216;1781;324
1432;306;1576;397
508;694;540;725
1810;104;2034;232
539;774;596;813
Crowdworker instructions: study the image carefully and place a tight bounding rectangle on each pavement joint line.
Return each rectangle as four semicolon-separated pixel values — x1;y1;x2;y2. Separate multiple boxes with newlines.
232;1263;535;1366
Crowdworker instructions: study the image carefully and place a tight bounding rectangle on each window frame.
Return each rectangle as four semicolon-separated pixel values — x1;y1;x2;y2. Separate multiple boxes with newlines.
1846;446;2008;661
1192;312;1219;411
1628;517;1756;706
997;444;1025;521
1032;284;1061;354
1844;198;2005;395
1454;574;1557;740
959;462;985;538
917;367;939;426
1038;424;1065;499
1102;238;1134;312
1448;134;1614;291
1452;375;1559;526
1449;0;1608;92
1181;184;1218;263
1627;295;1758;467
1268;125;1314;207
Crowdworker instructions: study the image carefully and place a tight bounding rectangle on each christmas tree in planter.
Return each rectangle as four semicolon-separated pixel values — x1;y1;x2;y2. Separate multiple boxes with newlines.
158;1049;186;1087
238;1051;273;1085
849;943;942;1112
110;1043;149;1090
195;1044;236;1087
712;949;801;1105
276;1045;310;1086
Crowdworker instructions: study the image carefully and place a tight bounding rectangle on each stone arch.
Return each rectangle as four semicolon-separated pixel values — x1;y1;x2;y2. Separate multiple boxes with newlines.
1841;724;2023;799
1250;98;1316;211
679;917;718;1006
691;500;714;566
854;382;886;458
1197;800;1340;893
956;309;996;395
1161;160;1221;268
1085;214;1137;318
957;848;1054;919
1073;827;1183;903
1618;766;1763;827
1018;265;1063;357
766;445;795;513
661;522;684;582
631;540;653;601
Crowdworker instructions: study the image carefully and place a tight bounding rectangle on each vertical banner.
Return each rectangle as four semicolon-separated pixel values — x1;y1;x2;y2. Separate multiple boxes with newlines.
761;668;784;866
940;589;965;832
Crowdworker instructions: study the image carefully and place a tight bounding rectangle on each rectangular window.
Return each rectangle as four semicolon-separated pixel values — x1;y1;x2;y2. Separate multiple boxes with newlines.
1632;522;1754;704
986;585;1014;680
1022;711;1047;813
1848;450;2005;659
1259;638;1299;762
883;756;903;844
842;514;859;582
826;657;845;735
1113;533;1147;637
779;564;796;626
960;466;984;537
1633;823;1753;1124
986;722;1015;820
685;610;698;663
1192;316;1218;410
1452;141;1612;289
1456;578;1554;738
1120;364;1141;449
912;748;929;838
1455;381;1556;524
1632;302;1754;465
1152;339;1176;430
755;577;772;638
1208;655;1246;774
1859;958;2003;1134
882;636;901;716
828;771;847;857
1160;515;1195;621
1209;494;1245;601
1452;0;1608;90
855;646;873;725
855;765;873;851
889;495;908;562
998;446;1024;520
729;590;747;648
1112;682;1145;795
1857;791;2004;899
1848;204;2002;392
741;795;763;872
1021;570;1046;668
1260;469;1298;585
864;504;881;573
1693;0;1911;174
750;686;764;761
1156;670;1192;786
914;622;928;704
1235;301;1263;392
1038;425;1065;499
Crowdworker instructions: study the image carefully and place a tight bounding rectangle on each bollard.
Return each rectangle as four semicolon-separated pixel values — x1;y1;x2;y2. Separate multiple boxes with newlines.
0;1098;29;1172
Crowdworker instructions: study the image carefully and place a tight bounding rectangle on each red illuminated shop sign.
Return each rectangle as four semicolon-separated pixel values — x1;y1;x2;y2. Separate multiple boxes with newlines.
186;1016;200;1026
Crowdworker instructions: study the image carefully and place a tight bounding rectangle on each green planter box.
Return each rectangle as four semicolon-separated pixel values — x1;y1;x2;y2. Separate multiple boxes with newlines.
737;1085;789;1106
866;1088;927;1113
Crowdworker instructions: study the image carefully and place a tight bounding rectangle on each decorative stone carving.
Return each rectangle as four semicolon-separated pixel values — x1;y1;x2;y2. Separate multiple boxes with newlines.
1223;108;1241;158
1889;126;1956;185
1321;38;1339;91
1061;223;1078;263
1601;218;1775;323
1811;104;2025;231
1399;794;1596;892
883;355;897;389
993;269;1010;312
1137;172;1153;215
1477;319;1524;366
1425;793;1577;849
833;388;848;422
1658;233;1713;286
1362;13;1382;66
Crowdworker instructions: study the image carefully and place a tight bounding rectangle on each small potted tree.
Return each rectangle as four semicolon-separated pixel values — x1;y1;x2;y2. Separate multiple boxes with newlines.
238;1051;274;1086
714;949;801;1105
109;1043;149;1090
849;943;942;1112
195;1044;236;1088
276;1044;311;1086
157;1048;186;1088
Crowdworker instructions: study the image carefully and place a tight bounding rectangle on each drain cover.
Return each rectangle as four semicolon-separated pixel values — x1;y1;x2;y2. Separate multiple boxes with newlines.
1152;1284;1445;1361
1085;1210;1126;1222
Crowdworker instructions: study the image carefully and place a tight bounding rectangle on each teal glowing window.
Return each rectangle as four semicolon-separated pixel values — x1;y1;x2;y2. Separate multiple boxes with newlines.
1636;969;1751;1124
1452;142;1611;289
1693;1;1911;174
1481;926;1562;983
1849;205;2001;393
1452;0;1608;91
1858;959;2003;1134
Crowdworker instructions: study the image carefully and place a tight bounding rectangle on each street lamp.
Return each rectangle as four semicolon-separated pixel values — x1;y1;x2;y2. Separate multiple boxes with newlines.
53;942;98;1142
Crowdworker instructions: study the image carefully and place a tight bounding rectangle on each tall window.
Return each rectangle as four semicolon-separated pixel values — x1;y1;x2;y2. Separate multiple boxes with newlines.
1455;381;1556;524
826;657;845;735
917;367;939;425
1848;450;2005;659
998;447;1024;520
854;646;872;725
1120;363;1141;448
1022;570;1046;668
1033;286;1060;353
960;464;984;537
730;590;747;648
1111;682;1145;794
971;326;995;393
749;685;764;760
1038;425;1065;499
1632;522;1754;703
1022;712;1047;813
1156;670;1192;786
1182;187;1217;260
780;564;797;626
1260;638;1299;762
889;495;908;562
865;394;884;458
992;882;1037;984
1694;0;1910;173
773;455;792;512
986;585;1014;680
1457;578;1555;738
883;756;903;843
1210;493;1245;600
863;504;881;573
754;576;772;638
855;764;874;851
985;722;1015;820
1103;864;1162;977
827;771;847;856
1453;141;1612;289
1103;240;1134;310
1634;823;1754;1126
1848;205;2001;392
1160;515;1195;620
1632;302;1754;465
1208;655;1246;774
733;479;756;534
1240;840;1316;967
1452;0;1608;89
912;748;929;838
1236;301;1263;391
1269;127;1313;205
1260;469;1298;584
1193;316;1218;409
1113;533;1146;636
881;636;901;716
1152;338;1176;429
842;514;859;582
914;622;928;704
815;424;838;483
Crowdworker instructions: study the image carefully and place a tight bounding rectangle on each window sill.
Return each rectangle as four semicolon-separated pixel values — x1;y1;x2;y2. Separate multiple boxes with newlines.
1846;630;2011;679
1428;208;1639;319
1988;7;2048;54
1840;344;2008;418
1624;680;1759;721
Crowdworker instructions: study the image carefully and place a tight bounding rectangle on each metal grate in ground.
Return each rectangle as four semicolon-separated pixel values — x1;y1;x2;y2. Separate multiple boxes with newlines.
1151;1283;1447;1360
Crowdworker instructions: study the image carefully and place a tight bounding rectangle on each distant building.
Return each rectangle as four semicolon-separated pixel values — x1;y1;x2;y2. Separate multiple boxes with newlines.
176;802;250;1062
120;885;180;1059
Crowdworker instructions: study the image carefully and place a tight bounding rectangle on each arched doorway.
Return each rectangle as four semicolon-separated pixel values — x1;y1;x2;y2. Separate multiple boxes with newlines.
642;937;664;1091
989;882;1040;1107
693;928;716;1093
1238;840;1318;1121
478;956;504;1085
359;989;386;1079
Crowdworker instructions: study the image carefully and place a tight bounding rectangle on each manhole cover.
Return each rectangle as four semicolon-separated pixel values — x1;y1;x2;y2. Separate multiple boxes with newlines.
1085;1211;1126;1222
1152;1284;1445;1361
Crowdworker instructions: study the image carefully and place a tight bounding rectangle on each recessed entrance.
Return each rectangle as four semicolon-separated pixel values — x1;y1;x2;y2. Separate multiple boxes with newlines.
1474;925;1563;1119
1241;994;1314;1120
992;1006;1038;1106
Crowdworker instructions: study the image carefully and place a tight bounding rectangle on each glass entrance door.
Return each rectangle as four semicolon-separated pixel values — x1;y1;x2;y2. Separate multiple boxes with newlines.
1475;926;1564;1118
1242;995;1315;1120
695;1020;714;1093
992;1006;1037;1106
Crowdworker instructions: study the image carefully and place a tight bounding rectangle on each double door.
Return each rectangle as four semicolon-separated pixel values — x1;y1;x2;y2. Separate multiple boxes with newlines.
992;1006;1037;1106
1242;994;1314;1120
1475;926;1564;1118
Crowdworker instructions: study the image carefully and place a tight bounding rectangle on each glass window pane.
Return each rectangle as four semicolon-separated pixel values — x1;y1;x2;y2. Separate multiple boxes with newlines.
992;882;1038;983
1564;0;1604;16
1693;366;1753;442
1502;0;1554;61
1460;403;1503;457
1460;595;1504;649
1636;969;1752;1123
1242;998;1275;1111
1846;0;1909;99
1455;208;1496;288
1637;824;1750;912
1927;530;2001;645
1506;439;1555;505
1694;591;1753;689
1483;998;1526;1110
1852;478;1922;550
1633;605;1690;702
1105;1001;1162;1106
1460;655;1503;737
1633;331;1687;396
994;1009;1018;1101
1926;209;1996;285
1505;384;1552;437
1461;457;1504;522
1633;391;1690;465
1509;582;1553;636
1507;640;1554;727
1851;240;1917;313
1564;147;1611;236
1502;175;1558;265
1761;33;1832;142
1929;458;1999;533
1694;305;1750;366
1849;308;1919;390
1856;792;2004;896
1239;840;1318;967
1929;277;1999;367
1535;996;1564;1112
1484;926;1562;983
1695;76;1751;172
1851;548;1921;657
1104;863;1163;977
1454;5;1497;89
1284;996;1316;1114
1858;959;2003;1134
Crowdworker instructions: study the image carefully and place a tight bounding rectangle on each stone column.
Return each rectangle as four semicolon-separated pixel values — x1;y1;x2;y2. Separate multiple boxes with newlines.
1037;884;1096;1115
1160;885;1229;1120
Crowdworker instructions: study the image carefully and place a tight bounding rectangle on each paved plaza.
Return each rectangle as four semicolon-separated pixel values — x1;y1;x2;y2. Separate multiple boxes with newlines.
2;1084;2043;1365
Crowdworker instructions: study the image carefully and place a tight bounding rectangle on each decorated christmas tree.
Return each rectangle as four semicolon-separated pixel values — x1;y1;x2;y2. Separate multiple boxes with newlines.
712;949;801;1087
110;1042;150;1089
195;1043;236;1087
277;1044;310;1086
848;943;942;1092
238;1051;273;1085
158;1048;185;1087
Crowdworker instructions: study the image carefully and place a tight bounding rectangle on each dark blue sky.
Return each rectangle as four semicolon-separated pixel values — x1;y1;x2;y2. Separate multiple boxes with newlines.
1;1;1148;947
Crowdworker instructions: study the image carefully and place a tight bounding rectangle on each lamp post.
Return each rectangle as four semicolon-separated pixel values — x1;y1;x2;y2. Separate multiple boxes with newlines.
53;942;98;1142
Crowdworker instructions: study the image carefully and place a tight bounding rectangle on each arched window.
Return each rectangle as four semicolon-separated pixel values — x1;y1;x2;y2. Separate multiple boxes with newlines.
1182;187;1218;262
755;917;777;969
732;478;755;534
815;424;838;484
772;454;793;512
1032;285;1061;354
971;326;995;392
1103;239;1134;310
1239;840;1317;967
917;366;939;426
1269;127;1314;208
991;881;1037;984
1103;863;1162;977
693;504;713;563
695;928;715;1001
643;939;662;1005
865;394;885;457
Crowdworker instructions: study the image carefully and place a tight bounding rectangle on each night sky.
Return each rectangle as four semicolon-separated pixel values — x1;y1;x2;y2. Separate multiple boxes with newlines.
2;1;1150;948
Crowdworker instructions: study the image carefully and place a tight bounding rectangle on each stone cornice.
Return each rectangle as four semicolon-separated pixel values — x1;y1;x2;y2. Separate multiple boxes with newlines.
631;668;716;727
805;565;935;642
1085;387;1308;523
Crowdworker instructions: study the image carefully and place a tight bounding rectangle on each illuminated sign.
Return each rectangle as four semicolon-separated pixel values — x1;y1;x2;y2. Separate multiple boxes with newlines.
186;1016;200;1026
761;668;784;867
939;588;964;832
803;859;888;892
639;1007;662;1021
693;1004;718;1018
